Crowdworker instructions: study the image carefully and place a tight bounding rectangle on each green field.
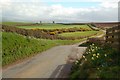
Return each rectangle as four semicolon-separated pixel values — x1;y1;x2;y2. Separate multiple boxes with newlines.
59;31;99;38
2;32;84;66
17;24;92;30
2;22;92;30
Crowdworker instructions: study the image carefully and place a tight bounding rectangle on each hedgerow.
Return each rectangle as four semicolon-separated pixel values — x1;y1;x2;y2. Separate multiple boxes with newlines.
2;24;97;40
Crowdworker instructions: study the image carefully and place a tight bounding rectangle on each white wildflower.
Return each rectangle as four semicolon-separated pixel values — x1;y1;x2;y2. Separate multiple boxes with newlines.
85;58;87;61
83;55;85;58
96;56;99;58
104;54;107;57
93;54;96;56
75;60;79;64
86;52;88;54
97;53;100;56
92;57;94;60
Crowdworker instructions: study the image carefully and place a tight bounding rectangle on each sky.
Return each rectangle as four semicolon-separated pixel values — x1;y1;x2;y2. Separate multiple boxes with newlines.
0;0;119;23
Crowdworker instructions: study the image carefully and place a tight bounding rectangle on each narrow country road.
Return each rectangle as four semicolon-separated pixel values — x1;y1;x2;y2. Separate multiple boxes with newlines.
2;41;87;78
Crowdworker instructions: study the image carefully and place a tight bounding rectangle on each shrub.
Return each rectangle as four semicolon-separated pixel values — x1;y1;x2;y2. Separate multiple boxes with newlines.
70;43;120;79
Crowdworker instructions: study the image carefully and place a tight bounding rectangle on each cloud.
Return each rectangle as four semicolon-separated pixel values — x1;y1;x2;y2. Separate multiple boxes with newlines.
100;2;118;8
34;0;119;2
1;0;118;22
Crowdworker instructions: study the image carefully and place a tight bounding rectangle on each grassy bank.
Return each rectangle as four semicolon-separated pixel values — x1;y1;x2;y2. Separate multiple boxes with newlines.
2;32;83;66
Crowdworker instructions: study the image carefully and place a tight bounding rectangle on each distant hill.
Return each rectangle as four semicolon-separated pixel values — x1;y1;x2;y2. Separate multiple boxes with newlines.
1;22;33;26
59;22;120;29
92;22;120;29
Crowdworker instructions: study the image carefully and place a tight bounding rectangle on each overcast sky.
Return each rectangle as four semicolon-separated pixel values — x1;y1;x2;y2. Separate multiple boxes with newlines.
0;0;119;23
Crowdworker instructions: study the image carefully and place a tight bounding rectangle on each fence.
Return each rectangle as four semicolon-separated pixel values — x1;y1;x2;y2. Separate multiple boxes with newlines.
106;25;120;51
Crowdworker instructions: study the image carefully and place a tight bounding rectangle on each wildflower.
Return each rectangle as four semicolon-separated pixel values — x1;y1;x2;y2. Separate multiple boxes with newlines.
75;60;79;64
93;54;96;56
86;52;88;54
83;55;85;58
85;58;87;61
96;56;99;58
80;63;82;66
92;49;94;52
89;49;91;52
104;54;107;57
92;57;94;60
96;47;97;49
97;53;100;56
92;43;95;45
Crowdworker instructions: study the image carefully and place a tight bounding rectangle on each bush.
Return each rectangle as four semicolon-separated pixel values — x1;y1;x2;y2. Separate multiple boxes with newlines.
70;43;120;79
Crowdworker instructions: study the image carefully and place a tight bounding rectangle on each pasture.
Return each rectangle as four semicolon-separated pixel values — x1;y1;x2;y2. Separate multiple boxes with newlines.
16;24;92;30
59;31;98;38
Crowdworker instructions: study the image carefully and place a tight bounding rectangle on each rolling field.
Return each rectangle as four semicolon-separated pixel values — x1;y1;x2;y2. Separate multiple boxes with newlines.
59;31;98;38
16;24;92;30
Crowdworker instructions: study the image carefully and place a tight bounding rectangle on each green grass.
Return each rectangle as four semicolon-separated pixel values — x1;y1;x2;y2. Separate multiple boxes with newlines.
2;32;83;66
16;24;92;30
59;31;99;38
